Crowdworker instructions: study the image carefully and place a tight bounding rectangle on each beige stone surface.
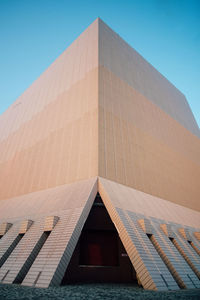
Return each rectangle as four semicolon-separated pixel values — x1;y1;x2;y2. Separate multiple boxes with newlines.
0;223;12;236
98;178;200;290
0;177;199;289
0;20;98;200
98;65;200;211
0;18;199;211
0;178;97;286
19;220;33;234
99;19;200;137
98;180;179;290
150;225;199;289
0;178;97;222
44;216;59;232
98;177;200;229
0;19;199;212
194;232;200;241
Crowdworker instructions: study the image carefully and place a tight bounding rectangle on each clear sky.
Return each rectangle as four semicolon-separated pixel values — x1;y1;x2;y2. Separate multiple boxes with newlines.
0;0;200;128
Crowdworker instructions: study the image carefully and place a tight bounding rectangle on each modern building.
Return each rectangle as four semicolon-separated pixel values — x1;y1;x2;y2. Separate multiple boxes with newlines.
0;18;200;290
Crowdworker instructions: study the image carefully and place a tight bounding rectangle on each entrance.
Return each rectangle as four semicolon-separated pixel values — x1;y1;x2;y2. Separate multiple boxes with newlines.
61;194;137;284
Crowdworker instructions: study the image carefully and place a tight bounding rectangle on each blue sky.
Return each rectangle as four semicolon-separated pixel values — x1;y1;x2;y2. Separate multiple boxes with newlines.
0;0;199;128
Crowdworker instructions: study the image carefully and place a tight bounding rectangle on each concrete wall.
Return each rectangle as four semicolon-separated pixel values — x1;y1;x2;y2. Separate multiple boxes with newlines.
0;19;199;211
98;19;200;211
0;20;99;200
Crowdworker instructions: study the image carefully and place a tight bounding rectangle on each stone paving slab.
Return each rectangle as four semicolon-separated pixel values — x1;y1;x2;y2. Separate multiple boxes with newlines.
0;284;200;300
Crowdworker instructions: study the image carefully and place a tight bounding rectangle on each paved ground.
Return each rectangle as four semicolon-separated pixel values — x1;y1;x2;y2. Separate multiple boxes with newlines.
0;283;200;300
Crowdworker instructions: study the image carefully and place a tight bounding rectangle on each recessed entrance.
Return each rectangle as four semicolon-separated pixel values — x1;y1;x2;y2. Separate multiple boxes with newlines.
79;230;119;267
61;193;137;284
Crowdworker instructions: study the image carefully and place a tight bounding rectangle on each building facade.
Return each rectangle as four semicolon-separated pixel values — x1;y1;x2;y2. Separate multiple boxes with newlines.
0;18;200;290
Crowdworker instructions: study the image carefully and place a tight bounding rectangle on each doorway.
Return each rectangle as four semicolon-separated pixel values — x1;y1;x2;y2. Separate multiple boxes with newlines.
61;193;137;284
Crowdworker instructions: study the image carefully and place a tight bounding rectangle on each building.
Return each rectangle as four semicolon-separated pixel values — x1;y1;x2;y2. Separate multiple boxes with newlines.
0;18;200;290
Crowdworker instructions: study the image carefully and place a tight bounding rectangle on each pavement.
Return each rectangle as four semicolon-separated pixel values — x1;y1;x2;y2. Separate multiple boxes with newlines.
0;283;200;300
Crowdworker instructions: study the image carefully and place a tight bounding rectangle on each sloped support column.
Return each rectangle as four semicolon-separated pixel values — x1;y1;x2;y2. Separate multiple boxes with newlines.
1;220;44;284
22;179;97;288
13;231;51;285
178;228;200;256
163;225;200;267
99;177;200;290
138;219;184;289
171;228;200;278
0;234;24;270
0;224;19;264
12;217;59;285
148;234;186;289
0;220;34;283
160;224;200;288
0;223;23;282
170;238;200;280
98;181;176;291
